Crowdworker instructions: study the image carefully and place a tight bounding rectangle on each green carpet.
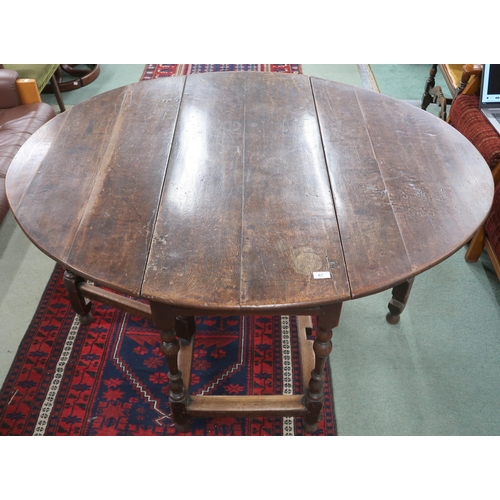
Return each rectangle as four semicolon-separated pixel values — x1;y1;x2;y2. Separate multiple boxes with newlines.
371;64;449;99
331;247;500;435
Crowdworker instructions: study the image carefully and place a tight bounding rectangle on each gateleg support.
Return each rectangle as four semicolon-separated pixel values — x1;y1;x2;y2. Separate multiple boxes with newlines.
303;302;342;433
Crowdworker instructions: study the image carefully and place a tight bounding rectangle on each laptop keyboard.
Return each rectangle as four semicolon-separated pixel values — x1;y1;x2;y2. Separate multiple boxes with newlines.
492;112;500;123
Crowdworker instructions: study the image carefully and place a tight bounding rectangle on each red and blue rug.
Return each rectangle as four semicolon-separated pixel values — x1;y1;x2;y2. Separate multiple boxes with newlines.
0;266;336;435
141;64;302;79
0;63;336;436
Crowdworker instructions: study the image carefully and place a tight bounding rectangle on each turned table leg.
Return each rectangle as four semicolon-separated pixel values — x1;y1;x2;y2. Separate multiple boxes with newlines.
304;303;342;433
150;302;190;431
63;270;93;325
386;277;415;324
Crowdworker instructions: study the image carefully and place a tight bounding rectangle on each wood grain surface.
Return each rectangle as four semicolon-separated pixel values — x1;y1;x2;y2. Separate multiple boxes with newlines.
6;72;494;310
142;72;350;310
312;78;494;297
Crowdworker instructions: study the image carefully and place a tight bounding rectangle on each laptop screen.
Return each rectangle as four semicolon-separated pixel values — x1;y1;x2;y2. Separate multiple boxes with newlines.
480;64;500;107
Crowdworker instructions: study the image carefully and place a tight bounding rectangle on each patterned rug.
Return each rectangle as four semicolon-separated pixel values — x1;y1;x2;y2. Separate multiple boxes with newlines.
141;64;302;79
0;266;336;435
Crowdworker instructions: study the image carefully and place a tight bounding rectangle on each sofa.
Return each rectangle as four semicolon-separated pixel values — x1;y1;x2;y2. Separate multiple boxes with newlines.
0;69;56;225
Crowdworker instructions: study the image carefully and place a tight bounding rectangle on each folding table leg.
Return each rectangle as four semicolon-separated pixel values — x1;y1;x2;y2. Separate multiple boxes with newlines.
304;302;342;432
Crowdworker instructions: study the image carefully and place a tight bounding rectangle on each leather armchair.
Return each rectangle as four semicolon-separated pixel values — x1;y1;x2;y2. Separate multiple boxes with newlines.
0;69;56;225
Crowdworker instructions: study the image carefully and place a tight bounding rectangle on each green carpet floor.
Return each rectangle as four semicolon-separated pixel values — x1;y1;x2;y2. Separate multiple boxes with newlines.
371;64;450;100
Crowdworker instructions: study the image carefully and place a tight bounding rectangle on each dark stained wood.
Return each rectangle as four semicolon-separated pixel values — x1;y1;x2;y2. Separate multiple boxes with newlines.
188;395;305;417
7;113;68;222
142;72;247;309
386;278;415;325
9;78;186;296
66;78;186;295
150;301;190;431
304;302;342;432
358;86;493;272
10;86;130;271
312;79;412;299
6;71;495;431
63;271;93;325
9;73;493;305
297;316;315;391
142;72;350;310
312;78;494;298
240;73;349;309
78;281;152;319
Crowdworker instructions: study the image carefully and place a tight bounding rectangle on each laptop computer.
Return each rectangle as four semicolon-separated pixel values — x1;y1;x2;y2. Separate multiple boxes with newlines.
479;64;500;135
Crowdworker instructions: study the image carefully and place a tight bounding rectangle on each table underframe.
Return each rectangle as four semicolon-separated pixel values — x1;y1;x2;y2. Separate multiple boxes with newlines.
63;270;413;433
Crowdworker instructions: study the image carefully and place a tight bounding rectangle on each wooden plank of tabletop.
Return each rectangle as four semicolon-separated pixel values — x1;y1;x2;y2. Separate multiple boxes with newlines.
311;78;413;298
11;78;186;296
66;78;186;295
240;73;349;309
7;112;68;219
8;87;128;271
143;72;247;308
312;78;493;298
143;72;350;310
351;85;494;272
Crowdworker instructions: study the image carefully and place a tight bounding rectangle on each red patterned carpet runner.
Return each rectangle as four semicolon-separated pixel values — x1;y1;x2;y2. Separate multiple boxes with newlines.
0;64;336;436
141;64;302;79
0;266;336;435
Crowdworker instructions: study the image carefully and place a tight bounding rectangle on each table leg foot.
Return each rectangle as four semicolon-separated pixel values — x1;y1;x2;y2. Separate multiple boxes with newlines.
386;277;415;324
78;312;94;325
386;312;400;324
169;394;190;432
302;418;319;434
150;303;192;430
173;422;191;433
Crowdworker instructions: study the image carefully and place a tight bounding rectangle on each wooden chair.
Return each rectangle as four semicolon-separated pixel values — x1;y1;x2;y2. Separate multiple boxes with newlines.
422;64;482;121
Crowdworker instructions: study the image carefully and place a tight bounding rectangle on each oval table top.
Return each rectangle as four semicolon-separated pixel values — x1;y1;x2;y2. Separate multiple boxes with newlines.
6;72;494;313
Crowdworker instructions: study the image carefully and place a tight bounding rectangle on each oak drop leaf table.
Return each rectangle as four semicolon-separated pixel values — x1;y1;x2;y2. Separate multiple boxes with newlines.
6;72;494;432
